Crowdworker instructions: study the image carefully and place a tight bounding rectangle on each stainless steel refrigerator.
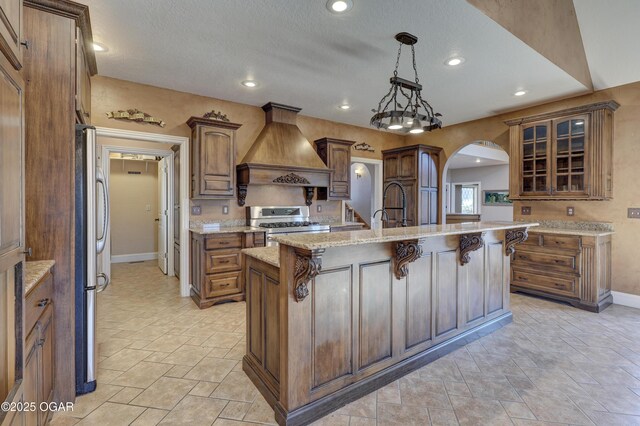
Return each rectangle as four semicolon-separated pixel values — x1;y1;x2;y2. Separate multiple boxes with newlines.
75;124;110;394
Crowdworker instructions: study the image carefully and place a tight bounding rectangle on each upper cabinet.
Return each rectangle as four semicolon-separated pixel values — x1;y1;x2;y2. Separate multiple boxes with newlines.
187;117;242;199
315;138;355;200
0;0;23;69
506;101;619;200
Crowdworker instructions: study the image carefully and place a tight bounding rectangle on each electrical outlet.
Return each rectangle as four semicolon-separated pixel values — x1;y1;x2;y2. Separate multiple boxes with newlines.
222;205;229;215
191;205;202;215
628;208;640;219
145;204;151;212
567;206;575;216
521;206;532;215
317;205;322;213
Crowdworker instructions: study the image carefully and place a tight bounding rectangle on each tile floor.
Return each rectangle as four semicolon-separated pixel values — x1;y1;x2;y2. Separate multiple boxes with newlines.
51;261;640;425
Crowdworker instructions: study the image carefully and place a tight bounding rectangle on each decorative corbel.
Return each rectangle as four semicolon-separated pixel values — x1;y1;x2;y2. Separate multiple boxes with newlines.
293;248;324;302
304;187;315;206
459;232;485;266
394;240;423;279
237;184;248;206
505;228;529;256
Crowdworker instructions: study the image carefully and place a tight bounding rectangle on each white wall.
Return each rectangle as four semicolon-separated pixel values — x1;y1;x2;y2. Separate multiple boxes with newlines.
350;163;374;225
448;164;513;221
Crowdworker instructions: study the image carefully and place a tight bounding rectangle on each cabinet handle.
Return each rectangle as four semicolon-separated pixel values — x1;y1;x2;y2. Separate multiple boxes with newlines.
21;40;30;50
37;298;50;307
219;260;230;264
37;338;44;347
220;283;230;287
219;241;230;245
23;247;32;257
520;276;528;281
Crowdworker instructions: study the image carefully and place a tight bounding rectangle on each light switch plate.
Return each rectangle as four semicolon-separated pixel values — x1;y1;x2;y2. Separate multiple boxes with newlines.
628;208;640;219
222;205;229;215
567;206;575;216
191;205;202;215
317;205;322;213
521;206;532;215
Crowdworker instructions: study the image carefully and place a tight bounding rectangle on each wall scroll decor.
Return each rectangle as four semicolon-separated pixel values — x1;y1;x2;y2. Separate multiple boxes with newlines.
273;173;311;185
203;110;230;122
106;109;166;127
353;142;375;152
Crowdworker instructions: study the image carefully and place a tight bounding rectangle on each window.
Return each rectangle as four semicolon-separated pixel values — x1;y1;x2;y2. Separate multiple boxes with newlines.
451;183;481;214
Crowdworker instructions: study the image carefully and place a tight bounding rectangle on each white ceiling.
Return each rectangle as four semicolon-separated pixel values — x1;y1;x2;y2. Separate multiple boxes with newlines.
83;0;638;130
447;144;509;169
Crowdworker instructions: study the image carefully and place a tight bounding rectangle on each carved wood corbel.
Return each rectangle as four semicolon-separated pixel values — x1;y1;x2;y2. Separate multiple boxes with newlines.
459;232;485;266
394;240;423;279
505;227;529;256
304;187;315;206
237;184;248;206
293;248;325;302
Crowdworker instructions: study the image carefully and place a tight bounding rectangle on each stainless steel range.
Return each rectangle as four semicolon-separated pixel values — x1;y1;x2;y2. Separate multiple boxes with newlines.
247;206;330;246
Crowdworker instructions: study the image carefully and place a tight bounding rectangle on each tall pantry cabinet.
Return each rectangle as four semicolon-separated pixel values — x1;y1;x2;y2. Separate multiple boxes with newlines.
22;0;97;405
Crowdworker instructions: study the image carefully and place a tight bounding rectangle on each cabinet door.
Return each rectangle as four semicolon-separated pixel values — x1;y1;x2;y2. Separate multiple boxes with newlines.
420;151;438;189
75;27;91;123
329;144;350;198
23;328;38;426
38;305;54;423
383;154;398;179
519;122;551;196
0;57;24;270
552;115;589;197
398;151;416;178
197;126;235;197
0;0;22;69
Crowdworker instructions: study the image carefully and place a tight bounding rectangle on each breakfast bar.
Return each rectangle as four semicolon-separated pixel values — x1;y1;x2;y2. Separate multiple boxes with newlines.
242;221;537;426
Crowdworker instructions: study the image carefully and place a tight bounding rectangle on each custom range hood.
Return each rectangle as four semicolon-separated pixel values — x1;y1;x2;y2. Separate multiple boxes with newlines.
236;102;330;206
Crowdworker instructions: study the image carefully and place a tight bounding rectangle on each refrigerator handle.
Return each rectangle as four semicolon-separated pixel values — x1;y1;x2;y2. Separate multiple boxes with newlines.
96;167;110;254
96;272;111;292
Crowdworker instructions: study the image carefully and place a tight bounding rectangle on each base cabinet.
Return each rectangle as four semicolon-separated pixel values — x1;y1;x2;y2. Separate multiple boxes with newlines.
511;231;612;312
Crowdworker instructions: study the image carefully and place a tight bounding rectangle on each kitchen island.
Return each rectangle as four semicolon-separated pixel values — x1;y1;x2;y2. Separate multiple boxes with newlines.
242;222;537;426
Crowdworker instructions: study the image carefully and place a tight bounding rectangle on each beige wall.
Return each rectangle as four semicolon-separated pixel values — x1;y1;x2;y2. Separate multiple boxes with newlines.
413;81;640;296
109;158;159;256
92;76;405;222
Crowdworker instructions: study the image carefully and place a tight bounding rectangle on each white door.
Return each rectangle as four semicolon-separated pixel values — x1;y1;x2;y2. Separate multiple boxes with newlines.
157;158;168;274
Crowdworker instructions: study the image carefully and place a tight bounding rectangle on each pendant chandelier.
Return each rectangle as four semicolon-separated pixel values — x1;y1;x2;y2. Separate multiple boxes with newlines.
370;32;442;134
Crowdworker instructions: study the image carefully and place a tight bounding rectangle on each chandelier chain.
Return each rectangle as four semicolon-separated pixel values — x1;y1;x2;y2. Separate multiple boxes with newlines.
393;42;402;77
411;45;419;85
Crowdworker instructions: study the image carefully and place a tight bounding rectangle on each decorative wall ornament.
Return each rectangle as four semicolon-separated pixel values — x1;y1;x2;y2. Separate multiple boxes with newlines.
505;227;529;256
106;109;166;127
273;173;311;185
353;142;375;152
237;184;248;207
394;240;423;279
293;249;325;302
304;187;315;206
459;232;485;266
203;110;230;122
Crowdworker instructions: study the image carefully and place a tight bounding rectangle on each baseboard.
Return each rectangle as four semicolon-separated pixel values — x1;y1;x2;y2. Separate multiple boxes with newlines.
612;291;640;310
111;252;157;263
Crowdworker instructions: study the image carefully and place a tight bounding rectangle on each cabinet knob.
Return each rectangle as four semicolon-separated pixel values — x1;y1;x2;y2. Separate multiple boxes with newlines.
23;247;33;257
20;40;30;50
37;298;50;307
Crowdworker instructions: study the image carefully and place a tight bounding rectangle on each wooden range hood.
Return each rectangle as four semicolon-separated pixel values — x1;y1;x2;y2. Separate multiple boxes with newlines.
236;102;330;206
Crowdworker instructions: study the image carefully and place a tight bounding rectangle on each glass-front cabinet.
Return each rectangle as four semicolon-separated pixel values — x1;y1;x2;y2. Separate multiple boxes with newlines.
507;101;618;200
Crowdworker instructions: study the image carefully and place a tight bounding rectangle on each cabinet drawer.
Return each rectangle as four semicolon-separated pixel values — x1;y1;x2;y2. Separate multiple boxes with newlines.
25;272;53;334
512;268;578;298
330;183;349;197
521;233;542;247
205;249;241;273
542;235;581;251
203;272;241;298
513;250;577;273
205;233;242;249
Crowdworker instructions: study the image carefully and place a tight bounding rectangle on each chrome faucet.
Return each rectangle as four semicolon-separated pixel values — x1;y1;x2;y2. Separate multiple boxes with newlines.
372;181;408;227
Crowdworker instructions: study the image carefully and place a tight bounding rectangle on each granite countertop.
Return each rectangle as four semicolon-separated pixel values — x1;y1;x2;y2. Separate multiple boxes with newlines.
329;221;366;228
515;220;614;237
529;227;614;237
189;225;262;235
272;221;539;250
24;260;55;295
242;246;279;267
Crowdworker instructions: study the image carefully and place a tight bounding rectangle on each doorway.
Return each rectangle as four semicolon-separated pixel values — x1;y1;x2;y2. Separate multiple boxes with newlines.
349;157;383;227
96;127;190;297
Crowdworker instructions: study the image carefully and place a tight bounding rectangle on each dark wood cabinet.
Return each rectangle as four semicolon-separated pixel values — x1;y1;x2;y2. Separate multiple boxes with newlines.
187;117;241;199
511;231;612;312
75;26;91;123
191;231;265;308
315;138;355;200
382;144;441;227
0;0;22;70
506;101;618;200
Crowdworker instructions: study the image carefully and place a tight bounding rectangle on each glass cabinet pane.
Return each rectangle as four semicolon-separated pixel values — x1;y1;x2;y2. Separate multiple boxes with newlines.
556;121;569;137
523;127;534;141
521;123;549;194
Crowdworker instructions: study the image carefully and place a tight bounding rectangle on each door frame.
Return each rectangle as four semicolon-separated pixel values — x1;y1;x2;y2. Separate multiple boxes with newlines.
350;157;383;227
96;127;190;297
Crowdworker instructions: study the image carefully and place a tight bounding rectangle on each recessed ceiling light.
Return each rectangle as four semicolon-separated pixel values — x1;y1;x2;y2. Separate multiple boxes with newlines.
339;104;351;110
92;42;108;52
514;90;528;97
241;80;257;88
475;158;481;163
445;57;465;66
327;0;353;13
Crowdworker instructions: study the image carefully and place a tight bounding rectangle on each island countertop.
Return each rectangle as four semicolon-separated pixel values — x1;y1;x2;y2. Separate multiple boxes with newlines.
271;221;538;250
242;246;279;267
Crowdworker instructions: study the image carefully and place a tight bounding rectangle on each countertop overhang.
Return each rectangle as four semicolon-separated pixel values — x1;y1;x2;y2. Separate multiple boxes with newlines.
271;221;538;250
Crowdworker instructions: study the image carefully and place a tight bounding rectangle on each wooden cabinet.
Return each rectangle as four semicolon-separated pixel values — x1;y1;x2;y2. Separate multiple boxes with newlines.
23;268;54;426
75;26;91;123
506;101;619;200
0;0;22;70
190;231;265;308
187;117;241;199
315;138;355;200
382;144;441;227
511;231;612;312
